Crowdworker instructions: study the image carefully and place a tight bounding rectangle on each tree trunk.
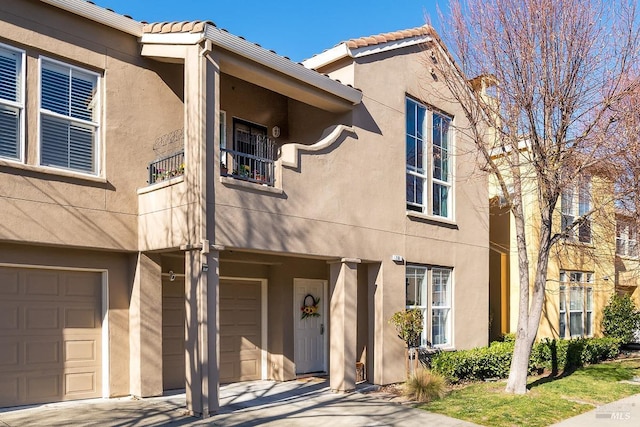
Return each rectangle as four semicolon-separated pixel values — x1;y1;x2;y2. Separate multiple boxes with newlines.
506;206;554;393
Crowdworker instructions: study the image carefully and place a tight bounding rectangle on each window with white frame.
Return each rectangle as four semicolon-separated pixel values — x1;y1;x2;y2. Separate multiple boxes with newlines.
406;265;453;347
406;97;453;219
219;110;227;169
561;176;591;243
40;58;99;174
559;271;594;338
0;44;24;161
617;220;638;258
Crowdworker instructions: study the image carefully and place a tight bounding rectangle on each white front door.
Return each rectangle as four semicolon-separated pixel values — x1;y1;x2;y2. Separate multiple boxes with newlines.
293;278;327;375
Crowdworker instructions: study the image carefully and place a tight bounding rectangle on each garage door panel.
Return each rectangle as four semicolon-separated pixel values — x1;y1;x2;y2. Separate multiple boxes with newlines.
25;340;60;365
0;269;18;294
64;274;101;297
65;369;97;396
0;377;19;402
0;268;102;407
65;307;97;328
0;306;19;330
25;306;60;330
0;341;19;366
24;272;60;296
26;374;60;400
65;339;97;363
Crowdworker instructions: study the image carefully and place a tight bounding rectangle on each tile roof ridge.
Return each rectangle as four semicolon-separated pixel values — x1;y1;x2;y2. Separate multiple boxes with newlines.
345;24;434;49
142;20;215;34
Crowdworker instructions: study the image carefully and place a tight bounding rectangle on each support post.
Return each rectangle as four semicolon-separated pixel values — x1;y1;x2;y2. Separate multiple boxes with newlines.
129;252;163;397
328;258;361;392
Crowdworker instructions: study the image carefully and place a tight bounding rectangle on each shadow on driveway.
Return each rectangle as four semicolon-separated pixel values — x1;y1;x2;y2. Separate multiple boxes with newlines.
0;378;479;427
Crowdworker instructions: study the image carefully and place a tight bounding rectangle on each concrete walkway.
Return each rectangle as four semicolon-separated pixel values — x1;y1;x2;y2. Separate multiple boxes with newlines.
550;393;640;427
0;378;479;427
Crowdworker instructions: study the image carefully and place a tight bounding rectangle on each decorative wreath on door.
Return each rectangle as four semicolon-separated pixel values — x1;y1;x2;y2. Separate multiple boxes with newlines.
301;294;320;319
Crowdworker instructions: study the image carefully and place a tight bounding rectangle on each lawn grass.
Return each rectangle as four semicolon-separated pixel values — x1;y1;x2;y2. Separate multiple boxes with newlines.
421;359;640;427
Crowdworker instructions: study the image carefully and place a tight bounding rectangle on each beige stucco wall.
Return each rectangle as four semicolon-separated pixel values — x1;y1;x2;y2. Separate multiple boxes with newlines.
0;0;183;252
212;44;489;384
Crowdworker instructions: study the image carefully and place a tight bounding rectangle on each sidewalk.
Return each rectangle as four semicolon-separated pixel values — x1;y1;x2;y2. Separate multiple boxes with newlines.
0;378;479;427
550;393;640;427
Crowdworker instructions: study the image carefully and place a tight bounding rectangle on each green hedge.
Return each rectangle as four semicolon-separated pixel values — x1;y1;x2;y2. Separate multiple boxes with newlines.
530;337;621;372
430;341;516;383
430;337;621;383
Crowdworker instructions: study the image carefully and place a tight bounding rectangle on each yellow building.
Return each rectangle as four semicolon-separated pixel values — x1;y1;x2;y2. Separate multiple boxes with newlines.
489;159;617;342
616;213;640;326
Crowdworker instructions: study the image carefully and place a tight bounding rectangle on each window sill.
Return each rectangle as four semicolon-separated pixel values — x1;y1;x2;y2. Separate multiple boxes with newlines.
137;175;184;195
616;254;639;261
0;159;106;184
406;211;457;227
219;176;284;195
560;239;595;249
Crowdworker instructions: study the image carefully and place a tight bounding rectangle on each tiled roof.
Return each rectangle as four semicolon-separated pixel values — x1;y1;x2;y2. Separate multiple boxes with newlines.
344;25;434;49
142;20;212;34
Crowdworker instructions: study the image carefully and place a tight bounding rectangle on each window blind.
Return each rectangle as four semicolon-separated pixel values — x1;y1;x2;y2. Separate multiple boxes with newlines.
40;60;98;174
0;47;22;160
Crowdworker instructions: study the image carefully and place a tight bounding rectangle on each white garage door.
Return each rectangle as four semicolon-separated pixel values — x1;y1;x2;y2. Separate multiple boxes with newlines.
219;279;262;383
0;267;102;407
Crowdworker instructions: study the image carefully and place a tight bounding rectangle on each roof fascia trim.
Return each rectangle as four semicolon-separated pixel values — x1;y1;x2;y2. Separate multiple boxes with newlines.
40;0;143;36
203;25;361;105
302;44;350;70
141;32;205;45
350;36;433;59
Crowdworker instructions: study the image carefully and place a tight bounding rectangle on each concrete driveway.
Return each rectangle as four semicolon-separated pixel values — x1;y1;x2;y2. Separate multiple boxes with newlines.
0;378;478;426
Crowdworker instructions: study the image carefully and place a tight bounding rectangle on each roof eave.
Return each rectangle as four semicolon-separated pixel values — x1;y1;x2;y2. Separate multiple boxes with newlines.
302;43;351;71
40;0;143;36
203;25;361;106
303;34;434;71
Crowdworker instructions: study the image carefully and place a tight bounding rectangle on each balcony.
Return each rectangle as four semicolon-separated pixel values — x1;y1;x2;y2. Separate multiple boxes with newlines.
148;150;184;184
221;133;276;186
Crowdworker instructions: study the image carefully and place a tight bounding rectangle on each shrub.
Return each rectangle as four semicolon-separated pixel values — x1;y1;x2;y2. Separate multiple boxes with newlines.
431;341;515;382
403;368;447;402
602;293;640;344
530;337;621;372
389;309;423;349
432;337;621;383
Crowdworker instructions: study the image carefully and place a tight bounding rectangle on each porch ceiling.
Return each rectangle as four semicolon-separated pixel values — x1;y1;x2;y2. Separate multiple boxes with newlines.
218;50;356;113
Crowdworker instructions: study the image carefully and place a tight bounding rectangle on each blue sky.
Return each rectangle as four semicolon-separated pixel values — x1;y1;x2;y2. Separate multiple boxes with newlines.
92;0;448;62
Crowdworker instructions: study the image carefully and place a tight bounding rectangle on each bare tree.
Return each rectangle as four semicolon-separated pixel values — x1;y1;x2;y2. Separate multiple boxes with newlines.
428;0;640;393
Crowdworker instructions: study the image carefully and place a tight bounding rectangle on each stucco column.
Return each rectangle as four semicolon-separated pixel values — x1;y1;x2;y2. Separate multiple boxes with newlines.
129;252;162;397
328;258;361;392
182;37;219;417
185;248;220;417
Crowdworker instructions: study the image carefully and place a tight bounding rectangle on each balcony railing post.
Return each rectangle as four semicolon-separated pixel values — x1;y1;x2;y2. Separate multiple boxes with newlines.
147;150;185;184
220;134;276;186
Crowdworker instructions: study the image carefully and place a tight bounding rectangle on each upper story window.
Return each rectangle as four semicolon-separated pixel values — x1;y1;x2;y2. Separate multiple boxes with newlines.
221;117;276;186
39;58;100;175
561;176;591;243
617;220;638;258
406;265;453;348
406;97;453;219
559;271;593;338
0;44;24;161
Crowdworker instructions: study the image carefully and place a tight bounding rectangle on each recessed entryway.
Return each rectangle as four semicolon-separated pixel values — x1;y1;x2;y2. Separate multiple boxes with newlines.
293;278;328;375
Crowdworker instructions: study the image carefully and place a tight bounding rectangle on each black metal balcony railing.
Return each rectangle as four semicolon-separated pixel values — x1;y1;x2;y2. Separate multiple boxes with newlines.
148;150;185;184
221;134;276;186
